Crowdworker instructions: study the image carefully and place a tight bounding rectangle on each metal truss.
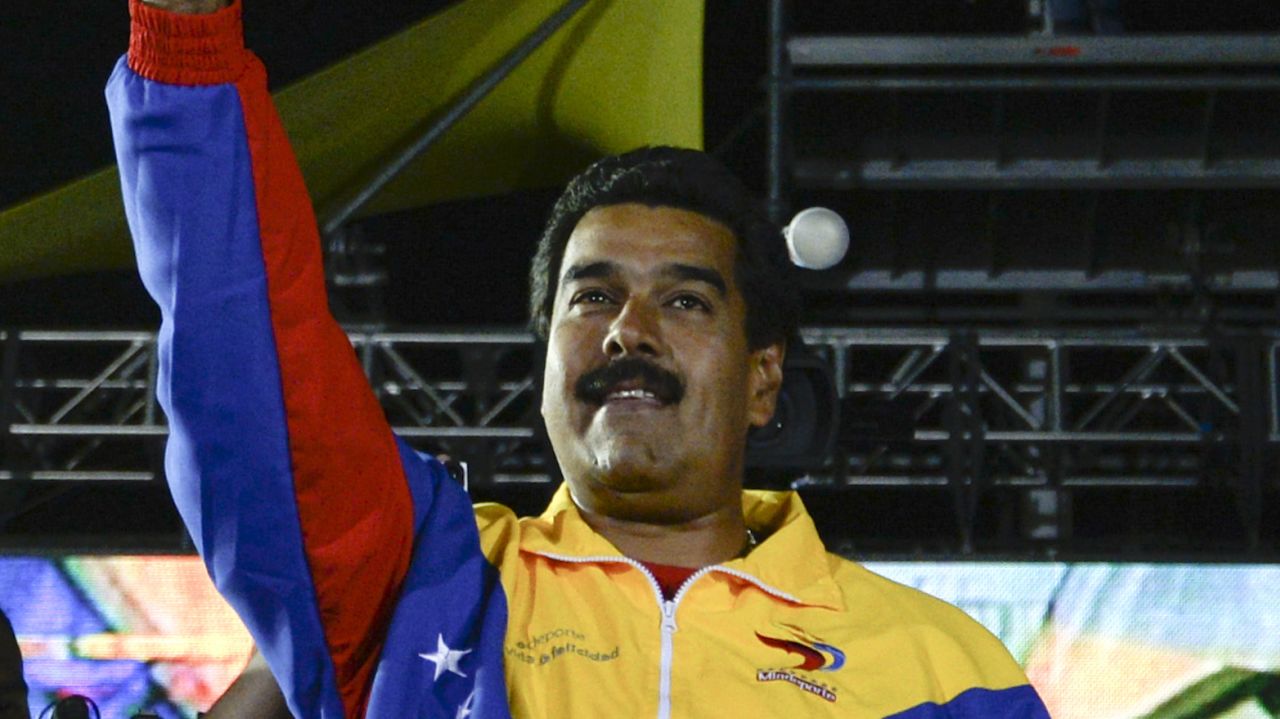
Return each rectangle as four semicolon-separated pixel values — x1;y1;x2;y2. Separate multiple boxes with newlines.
0;330;551;485
762;1;1280;319
802;328;1279;551
809;328;1279;475
350;331;552;485
3;327;1277;549
768;2;1280;203
1;331;163;482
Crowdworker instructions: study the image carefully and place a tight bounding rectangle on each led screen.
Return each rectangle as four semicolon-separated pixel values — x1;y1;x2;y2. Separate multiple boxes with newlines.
868;562;1280;718
1;556;252;719
2;556;1277;717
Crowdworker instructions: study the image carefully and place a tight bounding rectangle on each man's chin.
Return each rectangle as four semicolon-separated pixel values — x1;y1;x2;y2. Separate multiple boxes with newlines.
583;447;675;495
590;472;668;496
586;405;676;452
570;468;685;523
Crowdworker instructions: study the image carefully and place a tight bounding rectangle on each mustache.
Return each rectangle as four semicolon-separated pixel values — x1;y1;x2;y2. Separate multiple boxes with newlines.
574;357;685;406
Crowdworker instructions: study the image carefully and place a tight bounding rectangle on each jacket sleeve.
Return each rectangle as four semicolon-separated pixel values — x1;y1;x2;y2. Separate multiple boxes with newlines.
106;2;421;716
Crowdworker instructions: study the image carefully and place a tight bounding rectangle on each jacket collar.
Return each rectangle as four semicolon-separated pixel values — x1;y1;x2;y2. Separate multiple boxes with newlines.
521;485;845;611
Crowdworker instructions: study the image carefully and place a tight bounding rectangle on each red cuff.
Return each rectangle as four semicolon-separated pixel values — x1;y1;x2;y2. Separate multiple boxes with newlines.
127;0;247;85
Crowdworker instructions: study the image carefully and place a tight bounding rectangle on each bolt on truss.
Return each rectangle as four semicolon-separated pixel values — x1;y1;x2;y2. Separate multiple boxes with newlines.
2;327;1277;547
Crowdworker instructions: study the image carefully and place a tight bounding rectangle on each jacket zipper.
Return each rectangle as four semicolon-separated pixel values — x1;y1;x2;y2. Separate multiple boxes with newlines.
655;565;714;719
532;552;801;719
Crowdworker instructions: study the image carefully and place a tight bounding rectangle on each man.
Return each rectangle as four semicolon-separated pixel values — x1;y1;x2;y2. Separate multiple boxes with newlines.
109;1;1050;717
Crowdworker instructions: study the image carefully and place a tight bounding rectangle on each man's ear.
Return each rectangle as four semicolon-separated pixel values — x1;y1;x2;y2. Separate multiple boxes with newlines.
747;341;786;428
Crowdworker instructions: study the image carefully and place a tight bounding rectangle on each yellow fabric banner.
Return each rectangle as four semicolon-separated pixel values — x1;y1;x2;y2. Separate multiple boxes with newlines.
0;0;703;281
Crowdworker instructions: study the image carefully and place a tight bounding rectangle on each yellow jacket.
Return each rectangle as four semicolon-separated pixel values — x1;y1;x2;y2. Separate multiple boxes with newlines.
479;487;1048;718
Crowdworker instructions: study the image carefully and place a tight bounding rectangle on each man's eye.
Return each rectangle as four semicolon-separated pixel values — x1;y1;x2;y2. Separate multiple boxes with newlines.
570;289;612;305
670;294;710;311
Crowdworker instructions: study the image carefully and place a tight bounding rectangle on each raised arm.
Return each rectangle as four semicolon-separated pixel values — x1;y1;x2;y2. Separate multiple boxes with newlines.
107;1;424;715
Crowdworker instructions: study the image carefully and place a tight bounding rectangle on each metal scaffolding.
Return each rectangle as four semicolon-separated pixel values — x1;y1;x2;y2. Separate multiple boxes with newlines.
764;0;1280;314
0;330;549;484
769;6;1280;199
2;327;1276;552
803;327;1278;552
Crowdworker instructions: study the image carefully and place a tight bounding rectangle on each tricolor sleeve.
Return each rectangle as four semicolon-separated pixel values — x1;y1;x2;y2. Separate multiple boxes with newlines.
106;1;424;715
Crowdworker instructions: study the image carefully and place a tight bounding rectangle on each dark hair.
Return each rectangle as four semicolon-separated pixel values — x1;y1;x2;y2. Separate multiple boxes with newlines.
529;146;799;350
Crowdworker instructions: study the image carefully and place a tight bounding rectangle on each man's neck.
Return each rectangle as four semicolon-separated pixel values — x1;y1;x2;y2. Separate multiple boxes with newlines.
575;500;748;569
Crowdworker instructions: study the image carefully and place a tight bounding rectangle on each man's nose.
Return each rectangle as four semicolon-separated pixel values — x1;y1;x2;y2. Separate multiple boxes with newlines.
603;299;665;358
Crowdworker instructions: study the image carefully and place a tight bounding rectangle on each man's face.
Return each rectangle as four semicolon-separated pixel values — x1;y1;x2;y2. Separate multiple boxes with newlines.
541;203;784;524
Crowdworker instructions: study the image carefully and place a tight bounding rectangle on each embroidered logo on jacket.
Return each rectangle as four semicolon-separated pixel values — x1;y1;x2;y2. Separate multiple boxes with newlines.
505;626;620;667
755;624;845;703
756;669;838;703
755;626;846;672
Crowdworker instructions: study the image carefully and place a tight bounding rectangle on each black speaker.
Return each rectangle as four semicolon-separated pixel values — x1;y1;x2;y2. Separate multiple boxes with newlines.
745;341;838;474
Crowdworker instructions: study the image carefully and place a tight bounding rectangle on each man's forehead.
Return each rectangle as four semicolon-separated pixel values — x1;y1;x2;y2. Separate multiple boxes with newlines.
562;203;738;266
561;260;729;297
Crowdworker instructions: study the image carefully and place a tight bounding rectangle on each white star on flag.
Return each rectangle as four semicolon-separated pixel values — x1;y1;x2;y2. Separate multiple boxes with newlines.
419;634;472;681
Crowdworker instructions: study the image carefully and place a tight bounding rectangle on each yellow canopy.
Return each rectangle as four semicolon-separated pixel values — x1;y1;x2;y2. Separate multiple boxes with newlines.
0;0;703;282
